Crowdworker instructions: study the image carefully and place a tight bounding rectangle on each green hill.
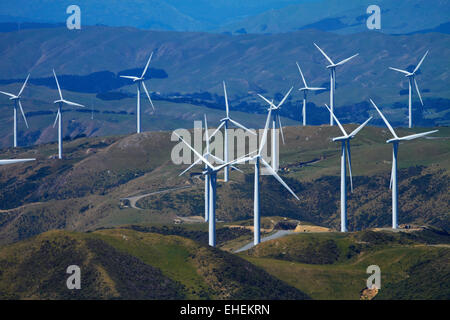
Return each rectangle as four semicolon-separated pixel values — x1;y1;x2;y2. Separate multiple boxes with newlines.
0;228;309;299
240;228;450;299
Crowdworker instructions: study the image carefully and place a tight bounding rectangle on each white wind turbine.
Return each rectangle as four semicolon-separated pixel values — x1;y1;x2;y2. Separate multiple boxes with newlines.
0;74;30;147
296;62;325;126
211;81;256;182
234;107;299;245
52;70;85;159
324;104;372;232
179;114;242;222
389;50;429;128
314;43;358;126
175;128;250;247
257;87;293;171
370;99;438;229
120;52;155;133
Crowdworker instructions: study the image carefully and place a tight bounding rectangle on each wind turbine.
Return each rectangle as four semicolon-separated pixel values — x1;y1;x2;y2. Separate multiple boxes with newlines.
52;70;85;159
324;104;372;232
0;158;35;165
296;62;325;126
0;74;30;147
314;43;358;126
370;99;437;229
175;128;250;247
257;87;293;171
210;81;256;182
389;50;428;128
179;115;242;222
234;107;299;245
120;52;155;133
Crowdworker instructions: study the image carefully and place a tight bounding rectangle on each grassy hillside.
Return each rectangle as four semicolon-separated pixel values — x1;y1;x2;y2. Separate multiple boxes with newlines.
240;229;450;299
0;229;309;300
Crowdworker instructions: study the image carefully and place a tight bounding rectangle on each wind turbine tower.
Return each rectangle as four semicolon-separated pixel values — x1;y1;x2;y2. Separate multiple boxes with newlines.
258;87;293;171
120;52;155;133
370;99;437;229
389;50;428;128
234;107;299;245
324;104;372;232
211;81;256;182
296;62;325;126
314;43;358;126
0;74;30;147
52;70;85;159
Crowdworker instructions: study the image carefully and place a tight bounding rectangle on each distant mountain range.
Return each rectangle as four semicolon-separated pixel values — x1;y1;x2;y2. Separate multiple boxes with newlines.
0;0;449;35
0;26;448;134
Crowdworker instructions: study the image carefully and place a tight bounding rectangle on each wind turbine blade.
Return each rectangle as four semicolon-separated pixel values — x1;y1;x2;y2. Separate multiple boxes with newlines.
120;75;139;80
413;50;428;74
63;100;85;108
324;104;347;136
277;87;293;109
349;117;372;138
179;158;202;176
215;152;256;172
209;154;224;164
414;78;424;106
53;111;59;128
389;162;394;189
259;108;273;156
18;73;30;97
389;67;410;75
230;165;243;174
398;130;438;141
141;52;153;78
0;91;16;98
18;100;29;128
346;141;353;193
53;69;63;100
175;132;214;169
210;121;225;139
314;43;334;65
335;53;359;66
141;82;155;111
369;99;398;139
261;157;299;200
223;81;229;117
258;93;276;109
296;62;307;87
229;118;256;135
204;114;211;153
0;158;35;165
277;114;285;145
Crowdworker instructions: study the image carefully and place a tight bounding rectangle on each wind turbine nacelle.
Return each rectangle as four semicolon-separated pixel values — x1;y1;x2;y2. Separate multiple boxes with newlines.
326;64;337;69
220;117;230;122
298;87;309;92
9;96;19;101
54;100;64;104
